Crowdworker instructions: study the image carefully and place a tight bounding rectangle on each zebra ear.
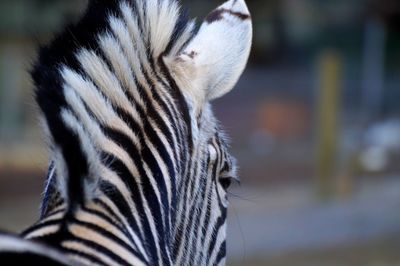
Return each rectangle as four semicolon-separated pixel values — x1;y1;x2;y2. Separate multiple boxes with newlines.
172;0;252;102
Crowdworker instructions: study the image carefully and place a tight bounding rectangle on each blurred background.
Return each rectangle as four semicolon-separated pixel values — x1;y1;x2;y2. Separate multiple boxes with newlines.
0;0;400;265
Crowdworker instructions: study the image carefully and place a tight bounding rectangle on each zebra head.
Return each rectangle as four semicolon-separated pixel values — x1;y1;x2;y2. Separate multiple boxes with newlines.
25;0;252;265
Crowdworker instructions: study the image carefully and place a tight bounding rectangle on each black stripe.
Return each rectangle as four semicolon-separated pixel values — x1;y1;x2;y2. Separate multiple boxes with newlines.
21;219;61;238
0;252;69;266
190;160;216;264
98;180;150;255
42;208;66;221
158;54;193;154
164;8;195;55
62;247;106;266
174;155;211;259
206;8;251;24
81;206;129;241
71;218;147;262
64;237;133;266
215;240;227;265
199;184;214;253
206;201;227;264
103;125;172;246
93;198;126;233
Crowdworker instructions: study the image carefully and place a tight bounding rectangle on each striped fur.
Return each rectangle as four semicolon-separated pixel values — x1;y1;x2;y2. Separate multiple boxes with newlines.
0;0;252;265
0;232;71;265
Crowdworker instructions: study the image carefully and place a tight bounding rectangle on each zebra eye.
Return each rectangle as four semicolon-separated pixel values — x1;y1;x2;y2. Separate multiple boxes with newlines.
219;177;232;190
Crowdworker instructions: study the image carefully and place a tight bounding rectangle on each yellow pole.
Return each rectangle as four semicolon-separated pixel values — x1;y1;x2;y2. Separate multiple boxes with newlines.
315;50;342;200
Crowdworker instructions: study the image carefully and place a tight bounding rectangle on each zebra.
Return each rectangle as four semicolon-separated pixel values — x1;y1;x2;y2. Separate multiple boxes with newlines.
0;0;252;265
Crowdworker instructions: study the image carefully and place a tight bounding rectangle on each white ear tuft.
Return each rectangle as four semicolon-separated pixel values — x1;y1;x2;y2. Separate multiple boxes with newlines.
169;0;252;102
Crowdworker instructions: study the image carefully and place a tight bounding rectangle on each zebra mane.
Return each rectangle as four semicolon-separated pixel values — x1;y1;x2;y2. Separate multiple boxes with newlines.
32;0;195;210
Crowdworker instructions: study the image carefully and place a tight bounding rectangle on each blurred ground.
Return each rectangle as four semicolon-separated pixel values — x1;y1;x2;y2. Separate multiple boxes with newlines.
0;170;43;231
226;177;400;265
229;237;400;266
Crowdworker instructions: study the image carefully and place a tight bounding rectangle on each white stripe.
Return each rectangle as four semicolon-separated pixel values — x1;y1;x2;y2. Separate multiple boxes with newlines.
68;224;146;266
208;224;227;265
63;240;121;266
76;210;134;250
0;234;69;263
98;33;145;109
43;163;56;199
99;166;146;241
97;191;149;260
109;13;150;101
140;162;166;265
24;225;60;240
61;109;102;199
77;48;142;129
63;86;141;182
61;67;140;150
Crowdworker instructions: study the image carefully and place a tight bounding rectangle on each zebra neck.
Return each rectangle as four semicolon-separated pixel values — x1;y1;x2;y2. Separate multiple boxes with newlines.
24;193;175;266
